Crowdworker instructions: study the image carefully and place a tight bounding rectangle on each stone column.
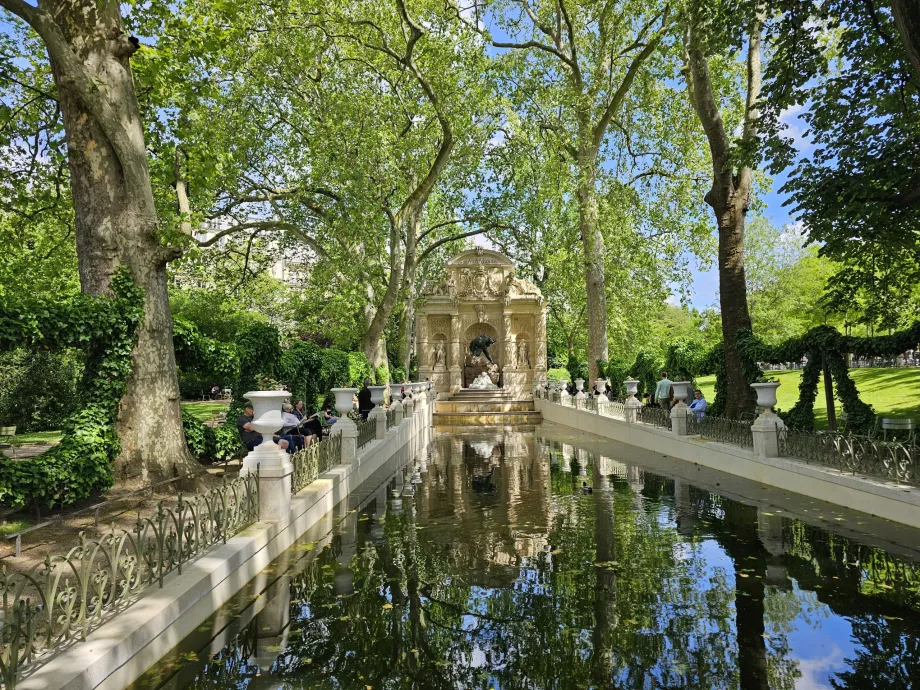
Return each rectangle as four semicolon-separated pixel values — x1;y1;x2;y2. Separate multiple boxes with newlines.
417;312;430;381
503;310;513;371
331;388;358;464
241;390;293;524
535;306;548;380
449;313;462;391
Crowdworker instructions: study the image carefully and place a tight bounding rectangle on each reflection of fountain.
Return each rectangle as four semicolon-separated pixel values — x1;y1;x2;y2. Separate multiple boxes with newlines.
470;440;498;459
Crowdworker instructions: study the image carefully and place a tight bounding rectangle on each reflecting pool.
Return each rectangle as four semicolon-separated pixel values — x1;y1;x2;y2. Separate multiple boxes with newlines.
131;424;920;689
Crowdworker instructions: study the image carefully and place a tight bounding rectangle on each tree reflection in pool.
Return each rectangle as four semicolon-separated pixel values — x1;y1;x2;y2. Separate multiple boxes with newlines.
131;428;920;690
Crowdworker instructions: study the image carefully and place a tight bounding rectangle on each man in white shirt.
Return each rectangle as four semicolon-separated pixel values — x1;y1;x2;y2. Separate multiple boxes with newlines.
688;389;708;420
655;372;673;411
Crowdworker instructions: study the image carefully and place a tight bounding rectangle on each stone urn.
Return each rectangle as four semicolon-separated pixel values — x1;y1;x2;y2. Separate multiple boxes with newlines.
574;379;586;401
593;378;609;403
751;382;781;412
368;385;387;417
671;381;692;406
624;379;639;399
242;390;291;472
330;387;358;433
388;383;403;410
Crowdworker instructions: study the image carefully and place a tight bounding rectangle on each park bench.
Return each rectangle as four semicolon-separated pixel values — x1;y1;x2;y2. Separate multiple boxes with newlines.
866;417;917;445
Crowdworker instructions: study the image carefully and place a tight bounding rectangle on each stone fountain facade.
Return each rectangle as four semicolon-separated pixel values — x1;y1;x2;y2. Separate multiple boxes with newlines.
418;248;547;406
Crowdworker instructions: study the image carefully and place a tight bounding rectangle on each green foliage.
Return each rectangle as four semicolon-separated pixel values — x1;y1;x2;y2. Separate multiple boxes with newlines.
0;348;84;432
173;316;239;398
566;355;588;383
605;356;632;400
0;269;144;508
664;340;707;384
182;408;215;461
594;360;609;379
234;322;282;408
279;340;374;414
546;368;569;382
629;350;664;398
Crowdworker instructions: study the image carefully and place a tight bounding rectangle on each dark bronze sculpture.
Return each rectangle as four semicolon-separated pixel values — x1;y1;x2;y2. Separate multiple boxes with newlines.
469;335;496;364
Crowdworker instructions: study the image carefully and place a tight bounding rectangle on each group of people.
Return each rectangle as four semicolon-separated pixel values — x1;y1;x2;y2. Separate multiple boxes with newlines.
652;372;707;420
235;380;387;454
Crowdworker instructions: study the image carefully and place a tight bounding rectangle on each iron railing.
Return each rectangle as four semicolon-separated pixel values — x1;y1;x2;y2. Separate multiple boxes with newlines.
386;408;398;429
356;418;376;449
687;415;754;448
0;471;258;688
779;428;919;487
291;434;341;495
600;400;627;420
636;405;671;430
584;397;598;413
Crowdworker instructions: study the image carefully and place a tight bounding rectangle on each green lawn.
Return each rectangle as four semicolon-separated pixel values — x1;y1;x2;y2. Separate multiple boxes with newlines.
1;403;230;446
180;401;231;422
696;368;920;428
2;430;64;446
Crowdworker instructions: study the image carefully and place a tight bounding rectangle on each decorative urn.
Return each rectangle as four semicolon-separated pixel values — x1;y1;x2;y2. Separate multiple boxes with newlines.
330;388;357;417
624;379;639;398
242;390;291;471
368;385;387;417
671;381;692;406
751;382;781;411
389;383;403;404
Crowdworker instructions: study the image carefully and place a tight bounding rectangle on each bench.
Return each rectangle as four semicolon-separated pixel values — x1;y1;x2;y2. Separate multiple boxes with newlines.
877;417;916;444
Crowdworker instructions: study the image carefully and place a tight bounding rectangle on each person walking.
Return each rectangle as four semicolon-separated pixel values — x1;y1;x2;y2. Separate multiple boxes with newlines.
655;372;673;412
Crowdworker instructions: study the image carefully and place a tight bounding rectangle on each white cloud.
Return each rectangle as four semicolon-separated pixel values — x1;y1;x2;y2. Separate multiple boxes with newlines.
779;103;813;152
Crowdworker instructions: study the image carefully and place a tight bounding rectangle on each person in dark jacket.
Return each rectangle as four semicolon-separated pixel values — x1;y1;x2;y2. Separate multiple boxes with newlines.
358;379;374;420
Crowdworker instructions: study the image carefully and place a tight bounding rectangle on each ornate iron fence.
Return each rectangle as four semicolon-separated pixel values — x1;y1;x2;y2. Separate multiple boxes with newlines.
356;418;376;449
386;408;398;429
584;397;598;413
600;400;627;420
779;428;919;487
687;415;754;448
0;471;258;688
291;434;341;495
636;405;671;430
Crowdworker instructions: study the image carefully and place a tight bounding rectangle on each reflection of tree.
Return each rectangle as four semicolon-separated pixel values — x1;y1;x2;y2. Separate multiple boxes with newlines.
172;433;920;689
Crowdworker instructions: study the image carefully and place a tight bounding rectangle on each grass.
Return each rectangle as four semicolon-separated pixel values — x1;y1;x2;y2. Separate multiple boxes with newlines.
2;430;64;446
180;400;231;422
696;368;920;428
0;519;30;536
1;402;230;447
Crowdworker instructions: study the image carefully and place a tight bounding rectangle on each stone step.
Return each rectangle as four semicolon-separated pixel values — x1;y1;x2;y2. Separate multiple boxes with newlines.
432;411;543;426
436;401;536;413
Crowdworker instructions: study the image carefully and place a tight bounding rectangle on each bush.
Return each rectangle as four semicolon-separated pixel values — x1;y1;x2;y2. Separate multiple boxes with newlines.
0;348;84;432
547;368;569;382
566;354;588;382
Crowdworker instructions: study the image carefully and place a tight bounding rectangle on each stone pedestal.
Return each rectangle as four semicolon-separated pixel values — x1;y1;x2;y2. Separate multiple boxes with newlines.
752;412;783;458
625;396;641;424
670;404;689;436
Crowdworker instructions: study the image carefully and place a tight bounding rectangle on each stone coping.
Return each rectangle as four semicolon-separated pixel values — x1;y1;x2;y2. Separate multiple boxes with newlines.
20;413;428;690
536;398;920;529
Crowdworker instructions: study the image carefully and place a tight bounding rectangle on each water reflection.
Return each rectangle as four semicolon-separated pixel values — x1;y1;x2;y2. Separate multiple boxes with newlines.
132;427;920;690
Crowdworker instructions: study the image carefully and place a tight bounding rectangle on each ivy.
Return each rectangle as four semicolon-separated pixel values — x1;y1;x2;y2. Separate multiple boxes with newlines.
628;350;664;398
0;269;144;509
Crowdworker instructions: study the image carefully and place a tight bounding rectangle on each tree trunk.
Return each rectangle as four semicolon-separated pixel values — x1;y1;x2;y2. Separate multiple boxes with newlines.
397;215;420;375
360;212;406;378
576;145;608;384
32;0;198;484
715;197;757;418
891;0;920;78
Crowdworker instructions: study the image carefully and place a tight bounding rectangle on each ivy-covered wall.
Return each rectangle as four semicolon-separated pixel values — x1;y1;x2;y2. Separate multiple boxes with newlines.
0;269;143;508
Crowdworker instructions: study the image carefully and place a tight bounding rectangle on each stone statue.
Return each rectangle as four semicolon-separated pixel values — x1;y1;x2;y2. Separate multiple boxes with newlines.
517;340;530;368
469;334;496;364
433;341;446;368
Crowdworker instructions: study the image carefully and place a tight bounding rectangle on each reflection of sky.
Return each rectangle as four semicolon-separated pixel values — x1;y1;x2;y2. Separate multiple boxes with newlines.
782;599;855;690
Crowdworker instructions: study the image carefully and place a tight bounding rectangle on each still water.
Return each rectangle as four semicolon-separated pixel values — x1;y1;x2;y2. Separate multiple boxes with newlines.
132;424;920;689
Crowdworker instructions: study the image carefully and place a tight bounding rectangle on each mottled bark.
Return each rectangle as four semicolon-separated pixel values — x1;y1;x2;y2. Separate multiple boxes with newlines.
2;0;199;483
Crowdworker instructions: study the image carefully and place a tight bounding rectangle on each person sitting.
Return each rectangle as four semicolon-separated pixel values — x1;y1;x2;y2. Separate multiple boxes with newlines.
358;379;374;420
237;405;294;453
322;405;339;425
643;393;653;408
281;403;309;450
688;389;708;420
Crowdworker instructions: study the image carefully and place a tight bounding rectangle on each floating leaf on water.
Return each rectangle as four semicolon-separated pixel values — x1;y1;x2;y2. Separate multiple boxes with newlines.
383;603;393;609
882;615;903;621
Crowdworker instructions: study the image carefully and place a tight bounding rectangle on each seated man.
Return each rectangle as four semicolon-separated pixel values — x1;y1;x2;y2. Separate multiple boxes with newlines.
237;405;294;453
688;389;708;420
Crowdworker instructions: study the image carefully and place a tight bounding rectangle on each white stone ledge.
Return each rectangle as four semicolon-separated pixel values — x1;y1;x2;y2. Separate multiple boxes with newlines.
20;415;427;690
536;399;920;529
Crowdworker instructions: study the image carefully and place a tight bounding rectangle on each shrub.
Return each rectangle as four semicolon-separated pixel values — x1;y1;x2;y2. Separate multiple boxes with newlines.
547;368;569;382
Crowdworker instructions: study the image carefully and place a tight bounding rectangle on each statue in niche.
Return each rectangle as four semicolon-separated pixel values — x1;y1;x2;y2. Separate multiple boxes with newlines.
475;304;486;324
469;334;496;364
433;341;446;369
517;340;530;368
